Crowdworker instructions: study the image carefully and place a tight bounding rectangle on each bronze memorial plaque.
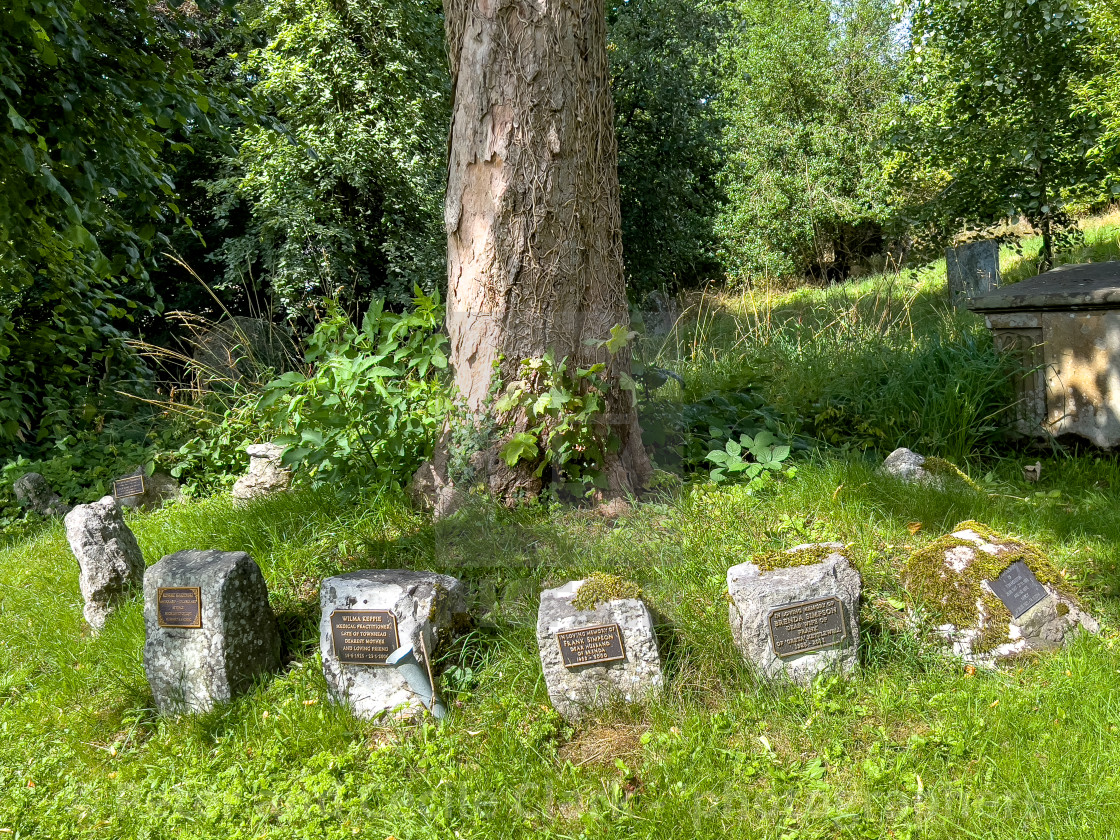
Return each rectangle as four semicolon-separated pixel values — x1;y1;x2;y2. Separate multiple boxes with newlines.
987;560;1047;619
157;587;202;629
556;623;626;668
113;474;146;500
767;596;847;658
331;610;400;666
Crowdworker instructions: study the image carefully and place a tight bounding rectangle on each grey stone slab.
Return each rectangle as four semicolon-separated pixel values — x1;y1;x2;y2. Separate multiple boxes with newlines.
536;580;663;723
880;447;933;484
947;240;1000;308
320;570;469;720
728;546;861;685
64;496;145;631
143;549;281;714
969;260;1120;312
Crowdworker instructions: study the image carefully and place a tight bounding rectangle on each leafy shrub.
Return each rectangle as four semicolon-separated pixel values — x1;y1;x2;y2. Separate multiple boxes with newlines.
259;291;450;487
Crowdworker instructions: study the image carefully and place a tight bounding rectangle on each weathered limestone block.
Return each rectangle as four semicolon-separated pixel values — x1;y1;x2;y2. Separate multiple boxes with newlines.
728;545;861;685
13;473;70;517
536;578;663;723
64;496;145;631
143;549;281;714
115;471;180;511
320;570;469;720
232;443;292;503
903;522;1097;667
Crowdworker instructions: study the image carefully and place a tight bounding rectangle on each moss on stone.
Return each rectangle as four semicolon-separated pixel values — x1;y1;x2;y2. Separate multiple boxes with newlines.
571;573;641;610
922;457;982;492
903;521;1068;652
754;543;845;572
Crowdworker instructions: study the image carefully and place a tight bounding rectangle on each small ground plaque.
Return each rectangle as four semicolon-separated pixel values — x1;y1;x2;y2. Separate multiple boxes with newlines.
556;623;626;668
987;560;1047;618
157;587;202;629
113;474;146;500
768;596;847;658
331;610;400;665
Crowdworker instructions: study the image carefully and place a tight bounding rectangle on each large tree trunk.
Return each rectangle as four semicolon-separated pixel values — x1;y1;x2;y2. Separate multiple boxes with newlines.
423;0;650;511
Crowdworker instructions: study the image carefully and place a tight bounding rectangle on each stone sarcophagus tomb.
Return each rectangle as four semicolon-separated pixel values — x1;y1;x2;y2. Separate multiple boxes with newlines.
970;261;1120;447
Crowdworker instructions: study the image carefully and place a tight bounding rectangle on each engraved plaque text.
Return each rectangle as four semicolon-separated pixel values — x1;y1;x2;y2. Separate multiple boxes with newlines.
331;610;400;665
556;623;626;668
987;560;1047;618
157;587;202;629
767;596;847;658
113;474;146;499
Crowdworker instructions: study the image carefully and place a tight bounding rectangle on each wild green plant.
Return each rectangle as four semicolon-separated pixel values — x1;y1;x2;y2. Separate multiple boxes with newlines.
259;290;449;487
704;429;792;486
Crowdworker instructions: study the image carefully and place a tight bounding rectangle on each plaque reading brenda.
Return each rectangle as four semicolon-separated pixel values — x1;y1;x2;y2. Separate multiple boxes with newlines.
987;560;1047;618
556;623;626;668
113;474;146;500
157;587;202;629
330;610;400;666
767;596;847;658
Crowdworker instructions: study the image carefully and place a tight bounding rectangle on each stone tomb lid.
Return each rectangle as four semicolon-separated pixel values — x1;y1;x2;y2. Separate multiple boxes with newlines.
968;261;1120;313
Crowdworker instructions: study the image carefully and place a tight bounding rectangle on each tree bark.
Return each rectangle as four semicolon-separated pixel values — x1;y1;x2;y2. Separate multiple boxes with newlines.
424;0;650;510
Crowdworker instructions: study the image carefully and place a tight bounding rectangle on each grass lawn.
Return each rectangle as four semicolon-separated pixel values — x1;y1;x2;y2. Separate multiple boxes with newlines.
3;217;1120;839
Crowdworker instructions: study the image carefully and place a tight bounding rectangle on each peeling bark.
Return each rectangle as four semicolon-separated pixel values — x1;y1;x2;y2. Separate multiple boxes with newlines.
423;0;650;510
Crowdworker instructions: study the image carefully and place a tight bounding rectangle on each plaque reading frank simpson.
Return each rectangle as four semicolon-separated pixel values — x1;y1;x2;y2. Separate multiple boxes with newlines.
113;474;146;500
331;610;400;665
556;623;626;668
767;596;847;658
987;560;1047;619
157;587;202;629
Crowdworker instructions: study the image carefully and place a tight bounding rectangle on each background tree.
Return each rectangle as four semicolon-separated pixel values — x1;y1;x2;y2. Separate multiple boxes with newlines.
0;0;228;447
609;0;727;295
717;0;902;281
894;0;1104;268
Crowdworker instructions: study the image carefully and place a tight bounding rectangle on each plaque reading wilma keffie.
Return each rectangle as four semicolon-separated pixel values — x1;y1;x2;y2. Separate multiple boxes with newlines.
556;623;627;668
987;560;1047;618
767;596;848;658
157;587;202;628
330;610;400;665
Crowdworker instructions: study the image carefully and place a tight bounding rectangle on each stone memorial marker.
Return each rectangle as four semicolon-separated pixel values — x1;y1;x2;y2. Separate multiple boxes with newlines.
320;570;469;720
114;470;180;511
143;549;281;714
64;496;145;631
946;240;1000;308
903;523;1098;666
232;443;293;504
536;578;663;723
728;544;861;685
13;472;70;518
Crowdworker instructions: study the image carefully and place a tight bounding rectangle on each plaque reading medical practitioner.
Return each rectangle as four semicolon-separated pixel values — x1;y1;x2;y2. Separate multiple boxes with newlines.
113;474;146;500
767;596;847;658
987;560;1047;618
556;623;626;668
330;610;400;665
157;587;202;629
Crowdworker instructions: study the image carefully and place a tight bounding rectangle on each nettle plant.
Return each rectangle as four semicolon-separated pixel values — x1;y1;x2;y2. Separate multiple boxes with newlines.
495;326;636;497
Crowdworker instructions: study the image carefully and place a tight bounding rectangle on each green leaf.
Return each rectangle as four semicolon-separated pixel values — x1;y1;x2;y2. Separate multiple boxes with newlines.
500;432;540;466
